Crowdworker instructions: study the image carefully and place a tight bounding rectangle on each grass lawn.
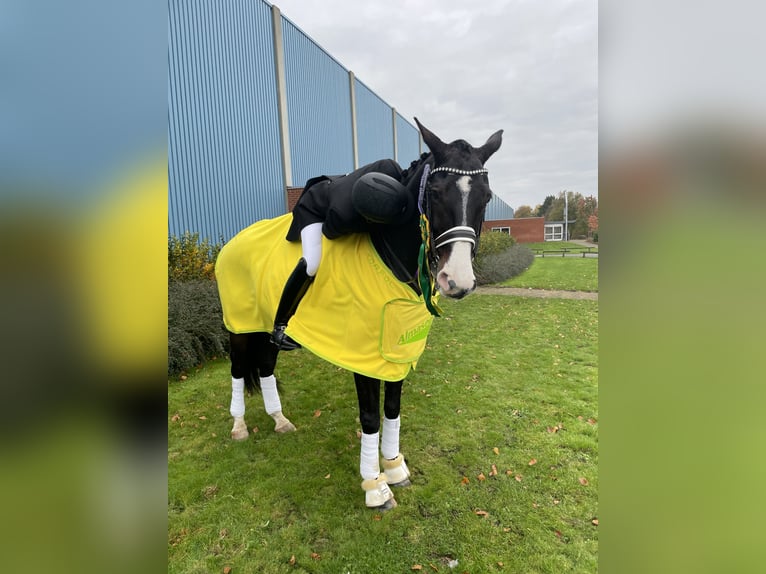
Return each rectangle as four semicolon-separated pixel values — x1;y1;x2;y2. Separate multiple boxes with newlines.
169;295;598;573
502;257;599;292
524;242;598;253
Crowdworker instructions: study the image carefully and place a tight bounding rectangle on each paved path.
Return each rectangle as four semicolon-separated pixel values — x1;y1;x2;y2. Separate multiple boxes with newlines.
476;286;598;301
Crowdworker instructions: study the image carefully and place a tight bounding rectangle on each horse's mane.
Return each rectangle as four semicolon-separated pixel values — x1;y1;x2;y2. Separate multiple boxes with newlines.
400;152;432;185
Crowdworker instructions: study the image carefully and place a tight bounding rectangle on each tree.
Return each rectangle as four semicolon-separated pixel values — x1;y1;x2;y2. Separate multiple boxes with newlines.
513;204;533;218
535;195;555;218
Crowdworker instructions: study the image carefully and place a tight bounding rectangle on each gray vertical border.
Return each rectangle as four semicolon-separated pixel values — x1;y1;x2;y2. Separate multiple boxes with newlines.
391;107;398;162
271;5;292;200
349;71;359;169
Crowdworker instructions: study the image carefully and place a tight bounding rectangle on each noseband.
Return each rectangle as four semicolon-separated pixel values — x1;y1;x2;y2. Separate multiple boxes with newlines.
416;163;489;316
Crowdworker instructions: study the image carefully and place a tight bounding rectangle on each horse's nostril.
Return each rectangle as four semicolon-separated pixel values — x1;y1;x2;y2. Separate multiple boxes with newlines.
448;279;457;290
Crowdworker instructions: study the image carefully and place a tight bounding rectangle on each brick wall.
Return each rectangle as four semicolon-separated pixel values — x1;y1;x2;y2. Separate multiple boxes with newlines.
286;187;303;212
483;217;544;243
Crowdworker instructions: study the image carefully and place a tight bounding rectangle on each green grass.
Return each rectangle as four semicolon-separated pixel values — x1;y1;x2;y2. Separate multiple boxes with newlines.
169;295;598;573
524;242;598;253
502;258;599;292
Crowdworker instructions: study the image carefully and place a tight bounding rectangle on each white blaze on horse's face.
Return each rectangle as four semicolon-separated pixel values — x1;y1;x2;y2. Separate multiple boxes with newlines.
436;175;477;299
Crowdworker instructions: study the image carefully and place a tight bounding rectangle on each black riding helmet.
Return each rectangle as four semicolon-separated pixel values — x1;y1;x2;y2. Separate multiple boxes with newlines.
351;172;414;224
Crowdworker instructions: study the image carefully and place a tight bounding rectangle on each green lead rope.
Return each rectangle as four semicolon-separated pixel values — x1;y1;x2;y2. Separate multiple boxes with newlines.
418;214;443;317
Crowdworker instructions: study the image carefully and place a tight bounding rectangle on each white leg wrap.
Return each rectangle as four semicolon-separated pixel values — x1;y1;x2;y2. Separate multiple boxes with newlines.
300;222;323;276
381;416;401;460
360;432;381;480
260;375;281;415
230;377;245;418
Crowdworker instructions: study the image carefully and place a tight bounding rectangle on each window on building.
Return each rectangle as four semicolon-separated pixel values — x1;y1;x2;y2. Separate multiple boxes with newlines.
545;224;563;241
491;226;510;235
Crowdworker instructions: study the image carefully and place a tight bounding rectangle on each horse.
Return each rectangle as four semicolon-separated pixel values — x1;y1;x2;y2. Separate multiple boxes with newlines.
215;118;503;509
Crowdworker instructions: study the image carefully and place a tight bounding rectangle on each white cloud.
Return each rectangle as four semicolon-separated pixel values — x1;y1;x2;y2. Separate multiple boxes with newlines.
273;0;598;209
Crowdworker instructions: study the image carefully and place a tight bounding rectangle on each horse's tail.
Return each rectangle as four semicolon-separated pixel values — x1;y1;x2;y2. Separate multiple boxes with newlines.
242;364;260;395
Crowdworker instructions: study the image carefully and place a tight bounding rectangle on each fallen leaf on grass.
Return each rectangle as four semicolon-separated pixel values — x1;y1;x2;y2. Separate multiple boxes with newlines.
528;458;537;466
493;447;500;455
310;552;320;560
555;530;562;539
578;477;589;486
171;413;180;422
515;474;523;482
199;416;207;420
324;473;331;479
180;375;187;381
592;518;599;526
477;472;486;481
497;562;504;568
412;565;423;571
474;510;489;517
587;418;597;425
313;410;321;418
460;476;470;485
373;514;382;521
506;469;513;476
288;555;296;565
223;566;232;574
252;426;259;433
489;464;498;476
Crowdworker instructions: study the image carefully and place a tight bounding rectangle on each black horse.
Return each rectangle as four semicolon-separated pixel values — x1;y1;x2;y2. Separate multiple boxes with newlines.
216;119;502;509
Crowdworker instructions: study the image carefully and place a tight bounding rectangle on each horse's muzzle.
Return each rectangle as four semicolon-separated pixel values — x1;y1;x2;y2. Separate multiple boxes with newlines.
441;278;477;299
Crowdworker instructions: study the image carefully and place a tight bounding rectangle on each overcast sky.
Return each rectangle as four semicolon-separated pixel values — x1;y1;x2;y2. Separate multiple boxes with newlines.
271;0;597;210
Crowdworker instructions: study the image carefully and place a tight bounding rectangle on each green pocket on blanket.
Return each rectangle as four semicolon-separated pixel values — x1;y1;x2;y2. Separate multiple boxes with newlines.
379;299;433;364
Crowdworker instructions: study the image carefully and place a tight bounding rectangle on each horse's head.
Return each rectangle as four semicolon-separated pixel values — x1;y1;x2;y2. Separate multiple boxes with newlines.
415;118;503;299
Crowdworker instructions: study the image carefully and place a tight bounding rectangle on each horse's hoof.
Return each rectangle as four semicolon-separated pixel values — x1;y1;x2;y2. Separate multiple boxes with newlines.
274;420;296;433
372;497;398;511
272;412;296;433
231;429;249;440
231;417;249;440
382;454;411;487
363;475;396;509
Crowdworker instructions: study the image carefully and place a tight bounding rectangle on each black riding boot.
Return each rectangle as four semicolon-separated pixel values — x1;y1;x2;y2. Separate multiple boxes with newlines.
270;257;314;351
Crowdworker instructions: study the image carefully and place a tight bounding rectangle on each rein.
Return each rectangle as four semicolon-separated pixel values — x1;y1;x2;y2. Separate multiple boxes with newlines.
416;163;489;317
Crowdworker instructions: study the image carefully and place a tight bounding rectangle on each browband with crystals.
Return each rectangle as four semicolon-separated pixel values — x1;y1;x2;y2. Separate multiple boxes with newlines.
430;166;488;176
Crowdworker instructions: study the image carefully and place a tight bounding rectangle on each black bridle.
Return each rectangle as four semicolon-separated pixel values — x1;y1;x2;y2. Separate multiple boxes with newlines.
416;163;489;316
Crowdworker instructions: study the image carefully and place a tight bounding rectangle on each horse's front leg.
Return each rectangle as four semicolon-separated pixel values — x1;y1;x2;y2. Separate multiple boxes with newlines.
255;333;296;433
381;380;411;487
355;374;396;510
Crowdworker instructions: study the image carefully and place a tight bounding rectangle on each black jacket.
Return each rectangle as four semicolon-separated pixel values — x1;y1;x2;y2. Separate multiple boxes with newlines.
286;159;402;241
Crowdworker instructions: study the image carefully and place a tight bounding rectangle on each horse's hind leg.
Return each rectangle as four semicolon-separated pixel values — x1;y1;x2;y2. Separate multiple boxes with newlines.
381;380;411;486
252;333;296;433
228;332;251;440
355;374;396;510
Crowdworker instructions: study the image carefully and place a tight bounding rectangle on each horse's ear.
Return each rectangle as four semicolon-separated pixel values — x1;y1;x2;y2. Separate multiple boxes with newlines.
477;129;504;164
415;117;447;158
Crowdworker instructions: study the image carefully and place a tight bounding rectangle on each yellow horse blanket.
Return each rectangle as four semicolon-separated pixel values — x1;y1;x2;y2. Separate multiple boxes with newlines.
215;214;434;381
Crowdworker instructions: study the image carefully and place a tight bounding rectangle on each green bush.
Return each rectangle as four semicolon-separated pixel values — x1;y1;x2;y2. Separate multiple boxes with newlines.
475;230;516;263
474;244;535;285
168;232;223;282
592;232;598;243
168;280;229;376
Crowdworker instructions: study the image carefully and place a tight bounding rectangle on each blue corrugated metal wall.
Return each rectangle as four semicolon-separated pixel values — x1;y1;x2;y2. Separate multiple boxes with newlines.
168;0;285;241
395;112;421;167
168;0;423;241
485;193;515;220
282;18;354;185
355;79;395;165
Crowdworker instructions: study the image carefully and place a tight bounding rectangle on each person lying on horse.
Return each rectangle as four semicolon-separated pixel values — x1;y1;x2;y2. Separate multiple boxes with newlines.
271;158;414;350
